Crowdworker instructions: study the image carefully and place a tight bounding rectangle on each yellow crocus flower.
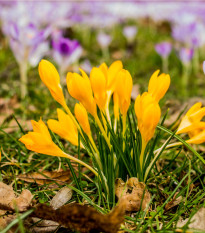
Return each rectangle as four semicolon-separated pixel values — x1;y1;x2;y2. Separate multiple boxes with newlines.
135;92;161;143
47;109;79;146
19;119;69;158
19;119;98;176
115;69;133;116
67;70;97;117
176;102;205;135
38;60;66;107
176;102;205;144
148;70;170;102
90;67;107;110
74;103;91;136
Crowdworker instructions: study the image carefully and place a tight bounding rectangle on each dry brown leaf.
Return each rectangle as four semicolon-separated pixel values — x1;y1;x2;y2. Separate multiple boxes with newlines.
32;201;125;233
15;190;33;212
29;218;59;233
0;215;16;232
50;186;72;210
115;177;151;212
27;186;73;232
177;207;205;230
165;192;183;211
0;182;16;206
0;182;33;212
17;169;71;186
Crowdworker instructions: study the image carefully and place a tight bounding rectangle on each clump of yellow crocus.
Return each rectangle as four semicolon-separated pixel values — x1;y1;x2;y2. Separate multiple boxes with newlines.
19;119;98;176
67;69;97;117
148;70;170;102
176;102;205;144
38;60;66;107
47;109;79;146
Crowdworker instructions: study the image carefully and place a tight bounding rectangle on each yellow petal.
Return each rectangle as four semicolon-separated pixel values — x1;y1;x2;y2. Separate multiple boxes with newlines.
67;72;97;116
107;60;123;91
90;67;107;109
47;109;79;146
189;107;205;122
186;130;205;144
115;69;133;115
186;102;202;116
113;92;119;119
74;103;91;136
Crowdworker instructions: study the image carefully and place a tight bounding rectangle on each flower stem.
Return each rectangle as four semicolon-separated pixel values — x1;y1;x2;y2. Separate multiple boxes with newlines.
105;91;112;124
122;114;127;151
182;64;190;97
140;138;147;170
95;115;111;150
62;152;98;177
19;61;28;99
162;57;168;73
88;133;102;169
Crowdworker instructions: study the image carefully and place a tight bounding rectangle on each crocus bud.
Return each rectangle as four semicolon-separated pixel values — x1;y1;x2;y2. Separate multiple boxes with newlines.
148;70;170;102
47;109;79;146
155;42;172;59
115;69;133;115
90;67;107;110
38;60;66;106
74;103;91;136
67;69;97;117
135;92;161;143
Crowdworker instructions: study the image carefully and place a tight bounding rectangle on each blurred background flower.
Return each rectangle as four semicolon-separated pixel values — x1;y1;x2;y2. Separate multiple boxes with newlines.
0;1;205;99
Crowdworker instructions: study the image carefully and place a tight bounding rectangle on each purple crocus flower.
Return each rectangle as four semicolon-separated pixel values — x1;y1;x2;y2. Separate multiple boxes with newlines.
97;32;112;48
123;26;137;42
179;48;194;65
52;35;82;73
3;21;50;66
172;22;205;48
155;42;172;59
